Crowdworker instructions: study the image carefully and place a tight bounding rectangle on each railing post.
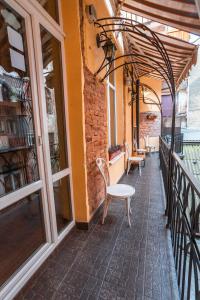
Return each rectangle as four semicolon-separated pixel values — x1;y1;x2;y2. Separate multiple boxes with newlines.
166;87;176;228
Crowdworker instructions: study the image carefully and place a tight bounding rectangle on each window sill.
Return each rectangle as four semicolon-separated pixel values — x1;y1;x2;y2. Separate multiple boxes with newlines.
109;152;125;166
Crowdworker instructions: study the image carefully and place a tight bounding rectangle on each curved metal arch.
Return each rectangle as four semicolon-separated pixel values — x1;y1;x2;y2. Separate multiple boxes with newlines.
101;60;174;101
140;83;161;105
97;53;172;96
94;17;176;100
140;82;162;113
98;18;174;79
95;17;178;225
128;82;162;113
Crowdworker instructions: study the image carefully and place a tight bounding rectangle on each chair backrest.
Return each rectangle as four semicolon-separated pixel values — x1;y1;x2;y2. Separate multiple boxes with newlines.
96;158;110;188
125;142;130;159
133;139;138;151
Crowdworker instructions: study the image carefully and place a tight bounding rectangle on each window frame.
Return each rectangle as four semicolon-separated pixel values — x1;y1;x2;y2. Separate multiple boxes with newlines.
107;63;117;147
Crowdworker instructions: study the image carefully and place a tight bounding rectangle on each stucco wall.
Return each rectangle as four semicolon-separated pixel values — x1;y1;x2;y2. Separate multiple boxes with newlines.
62;0;89;223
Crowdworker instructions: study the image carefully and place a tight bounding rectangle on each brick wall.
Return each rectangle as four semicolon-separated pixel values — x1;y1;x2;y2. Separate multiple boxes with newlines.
140;111;161;138
84;67;108;214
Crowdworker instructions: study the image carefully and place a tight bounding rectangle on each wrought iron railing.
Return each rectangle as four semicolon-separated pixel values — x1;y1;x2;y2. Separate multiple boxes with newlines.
160;137;200;300
164;133;184;155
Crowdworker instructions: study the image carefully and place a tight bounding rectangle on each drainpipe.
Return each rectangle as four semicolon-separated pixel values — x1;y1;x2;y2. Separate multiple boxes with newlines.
136;79;140;148
130;77;134;151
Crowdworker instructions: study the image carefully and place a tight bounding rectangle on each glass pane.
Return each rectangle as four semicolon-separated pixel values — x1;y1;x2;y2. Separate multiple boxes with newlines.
53;176;72;233
40;26;68;174
36;0;59;23
0;0;39;197
109;87;116;146
0;190;46;287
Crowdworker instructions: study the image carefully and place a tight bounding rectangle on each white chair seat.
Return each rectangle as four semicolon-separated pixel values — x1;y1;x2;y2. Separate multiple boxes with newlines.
96;157;135;227
137;148;147;153
107;184;135;198
128;156;144;162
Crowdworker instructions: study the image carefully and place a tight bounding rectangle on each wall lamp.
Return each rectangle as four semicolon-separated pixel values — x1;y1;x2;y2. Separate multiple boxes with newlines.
96;33;117;62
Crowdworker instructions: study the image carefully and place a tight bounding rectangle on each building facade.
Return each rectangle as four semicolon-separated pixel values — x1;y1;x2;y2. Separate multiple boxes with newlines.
0;0;198;299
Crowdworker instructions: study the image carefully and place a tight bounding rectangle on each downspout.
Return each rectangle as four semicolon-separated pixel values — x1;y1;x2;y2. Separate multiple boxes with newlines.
136;79;140;148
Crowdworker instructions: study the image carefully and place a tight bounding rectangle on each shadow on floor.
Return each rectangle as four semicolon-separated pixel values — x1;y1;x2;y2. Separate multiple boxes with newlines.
15;153;179;300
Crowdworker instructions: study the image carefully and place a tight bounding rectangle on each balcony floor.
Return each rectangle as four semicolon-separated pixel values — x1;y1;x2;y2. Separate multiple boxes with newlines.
16;153;179;300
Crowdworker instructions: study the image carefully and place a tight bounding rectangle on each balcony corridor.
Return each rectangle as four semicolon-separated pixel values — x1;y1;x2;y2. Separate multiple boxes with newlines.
16;154;179;300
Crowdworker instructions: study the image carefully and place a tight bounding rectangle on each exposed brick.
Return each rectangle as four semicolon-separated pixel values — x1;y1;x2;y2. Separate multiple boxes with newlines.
140;112;161;139
84;67;108;214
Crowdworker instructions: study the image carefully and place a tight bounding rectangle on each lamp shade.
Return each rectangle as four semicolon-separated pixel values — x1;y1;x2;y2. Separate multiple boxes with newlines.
102;39;116;62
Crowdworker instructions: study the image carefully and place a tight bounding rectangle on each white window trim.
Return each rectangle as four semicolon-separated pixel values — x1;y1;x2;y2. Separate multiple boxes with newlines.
107;66;117;147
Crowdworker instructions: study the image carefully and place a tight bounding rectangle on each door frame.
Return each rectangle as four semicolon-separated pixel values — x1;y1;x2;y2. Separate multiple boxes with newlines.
0;0;75;299
30;2;75;241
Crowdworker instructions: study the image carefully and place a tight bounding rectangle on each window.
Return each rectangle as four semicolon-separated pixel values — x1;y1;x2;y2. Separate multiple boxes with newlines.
107;63;117;146
36;0;60;23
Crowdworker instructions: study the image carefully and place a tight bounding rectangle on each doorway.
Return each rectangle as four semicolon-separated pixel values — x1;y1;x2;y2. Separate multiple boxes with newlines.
0;0;73;297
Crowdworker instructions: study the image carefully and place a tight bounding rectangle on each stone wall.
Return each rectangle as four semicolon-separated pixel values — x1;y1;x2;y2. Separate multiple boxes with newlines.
84;67;108;214
140;111;161;139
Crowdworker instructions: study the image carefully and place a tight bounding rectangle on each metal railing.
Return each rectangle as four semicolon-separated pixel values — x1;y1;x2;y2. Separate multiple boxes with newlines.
160;137;200;300
164;133;184;155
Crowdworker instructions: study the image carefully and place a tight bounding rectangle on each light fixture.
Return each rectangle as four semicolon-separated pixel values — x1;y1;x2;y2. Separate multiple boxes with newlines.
96;34;117;62
85;5;97;23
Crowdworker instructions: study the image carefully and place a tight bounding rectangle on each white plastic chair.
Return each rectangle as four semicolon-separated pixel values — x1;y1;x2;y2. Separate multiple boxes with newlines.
96;158;135;227
144;135;156;153
125;143;144;176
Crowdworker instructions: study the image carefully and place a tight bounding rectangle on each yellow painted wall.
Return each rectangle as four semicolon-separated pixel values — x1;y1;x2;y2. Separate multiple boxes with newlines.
109;155;125;185
124;76;162;152
61;0;89;222
140;77;161;113
124;85;132;153
115;50;125;145
140;77;162;150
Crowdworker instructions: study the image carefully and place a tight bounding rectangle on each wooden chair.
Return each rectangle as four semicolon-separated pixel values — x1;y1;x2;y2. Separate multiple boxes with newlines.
125;143;144;176
96;158;135;227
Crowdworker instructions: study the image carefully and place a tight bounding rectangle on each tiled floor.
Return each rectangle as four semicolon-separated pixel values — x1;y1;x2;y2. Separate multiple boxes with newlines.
15;153;179;300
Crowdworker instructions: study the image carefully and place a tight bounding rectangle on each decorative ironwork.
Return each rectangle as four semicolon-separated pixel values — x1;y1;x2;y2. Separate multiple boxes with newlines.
94;17;175;97
94;17;177;222
160;137;200;300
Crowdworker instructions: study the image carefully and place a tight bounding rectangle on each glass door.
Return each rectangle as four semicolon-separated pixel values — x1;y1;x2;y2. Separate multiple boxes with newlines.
0;0;51;289
32;10;73;237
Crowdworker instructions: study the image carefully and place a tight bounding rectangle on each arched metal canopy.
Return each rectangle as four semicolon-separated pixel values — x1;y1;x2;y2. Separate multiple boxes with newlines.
114;0;200;35
94;17;197;94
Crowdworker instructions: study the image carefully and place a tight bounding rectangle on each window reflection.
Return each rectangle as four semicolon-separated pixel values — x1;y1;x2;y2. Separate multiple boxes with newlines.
40;26;68;174
0;0;39;197
0;191;46;287
36;0;59;23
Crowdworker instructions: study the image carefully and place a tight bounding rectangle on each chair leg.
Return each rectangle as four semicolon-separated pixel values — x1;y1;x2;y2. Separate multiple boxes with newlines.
126;197;131;227
139;162;142;176
102;198;110;224
130;206;132;215
127;160;131;175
